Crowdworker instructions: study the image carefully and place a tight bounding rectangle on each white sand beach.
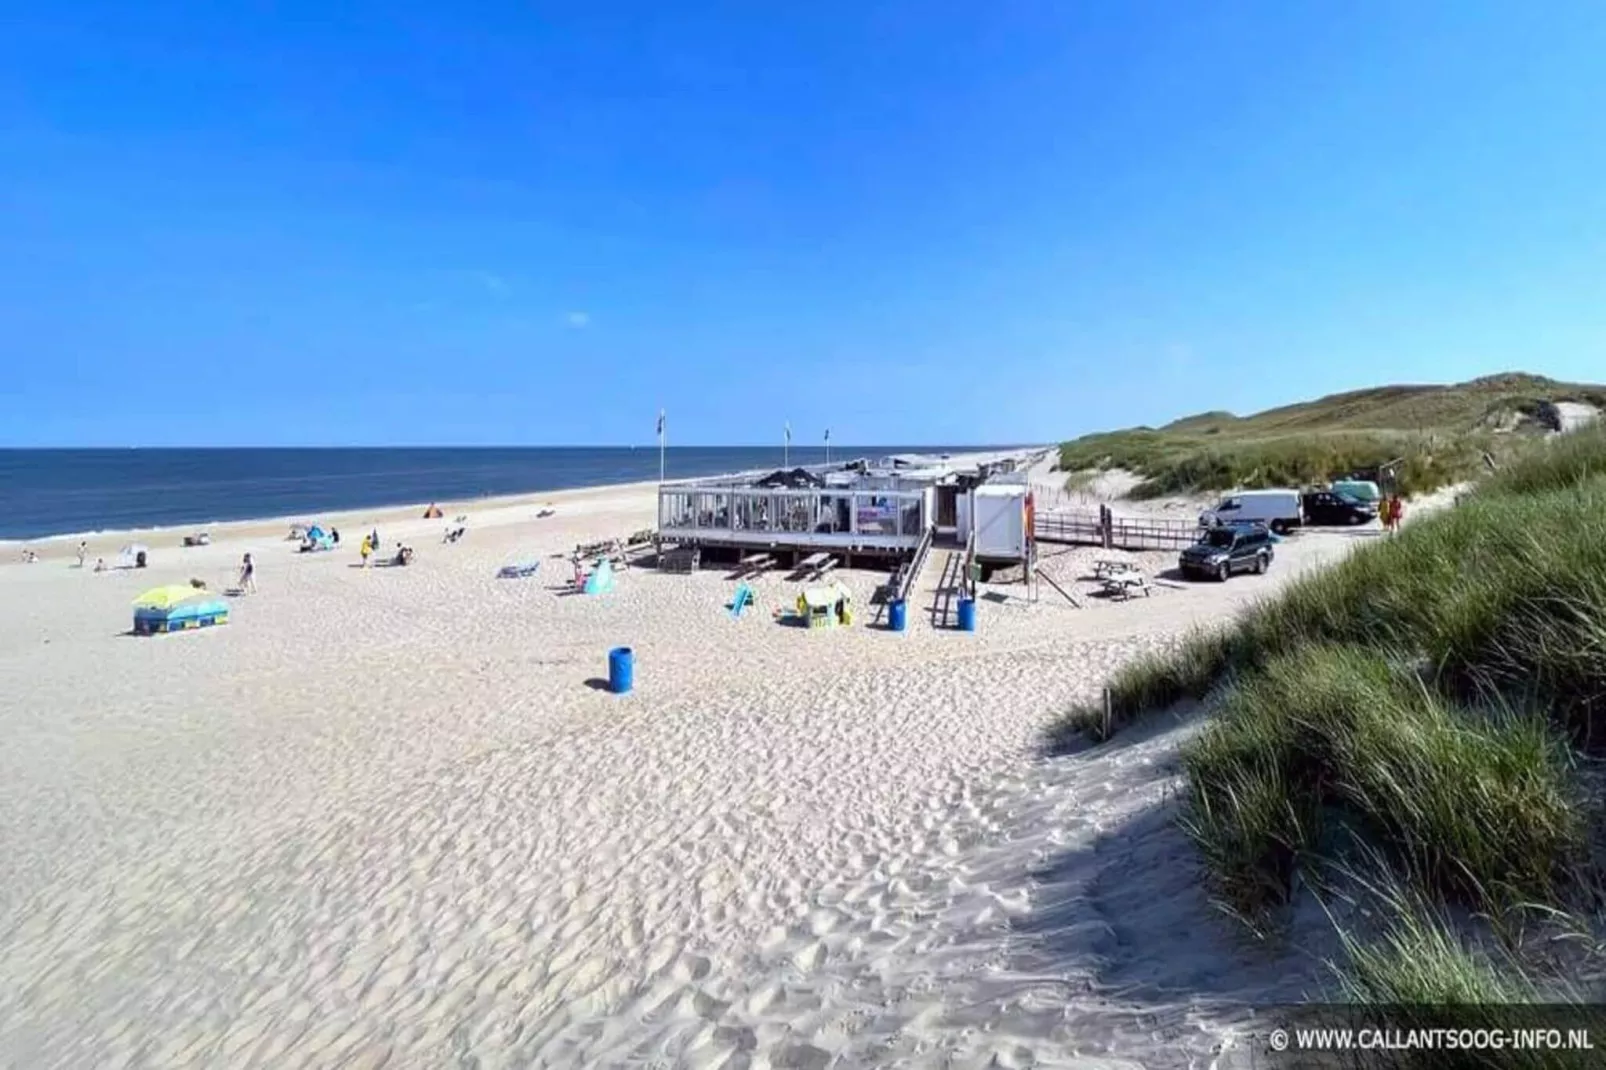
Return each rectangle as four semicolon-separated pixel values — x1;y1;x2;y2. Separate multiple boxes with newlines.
0;463;1403;1069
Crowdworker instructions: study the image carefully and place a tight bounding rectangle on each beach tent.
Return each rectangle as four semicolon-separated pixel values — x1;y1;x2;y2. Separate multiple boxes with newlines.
131;585;229;635
118;543;150;569
582;557;615;595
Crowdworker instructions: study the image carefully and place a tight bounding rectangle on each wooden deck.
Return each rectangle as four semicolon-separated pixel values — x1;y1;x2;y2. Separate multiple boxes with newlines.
1034;510;1200;551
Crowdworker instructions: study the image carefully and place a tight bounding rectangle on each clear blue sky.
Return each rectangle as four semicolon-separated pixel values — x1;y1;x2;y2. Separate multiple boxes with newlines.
5;2;1606;447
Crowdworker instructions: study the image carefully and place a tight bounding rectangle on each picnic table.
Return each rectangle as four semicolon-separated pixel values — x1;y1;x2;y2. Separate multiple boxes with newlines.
1099;570;1152;601
1093;558;1137;579
797;552;837;580
739;552;775;576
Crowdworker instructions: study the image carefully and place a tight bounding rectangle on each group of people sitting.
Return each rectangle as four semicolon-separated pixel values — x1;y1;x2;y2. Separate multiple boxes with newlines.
442;526;467;544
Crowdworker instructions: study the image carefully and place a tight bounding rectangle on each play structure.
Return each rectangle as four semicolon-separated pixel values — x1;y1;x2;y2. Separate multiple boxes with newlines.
795;581;853;629
729;583;755;618
132;585;229;635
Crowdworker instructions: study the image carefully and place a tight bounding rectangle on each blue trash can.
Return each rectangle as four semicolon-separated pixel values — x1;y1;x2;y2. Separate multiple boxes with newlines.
888;599;907;632
608;646;634;694
957;598;977;632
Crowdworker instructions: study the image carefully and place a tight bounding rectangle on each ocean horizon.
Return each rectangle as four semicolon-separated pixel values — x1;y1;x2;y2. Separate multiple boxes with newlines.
2;445;1029;541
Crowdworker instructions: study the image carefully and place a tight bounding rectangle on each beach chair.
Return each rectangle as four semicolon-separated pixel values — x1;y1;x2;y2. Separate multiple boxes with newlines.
729;583;755;619
498;560;542;579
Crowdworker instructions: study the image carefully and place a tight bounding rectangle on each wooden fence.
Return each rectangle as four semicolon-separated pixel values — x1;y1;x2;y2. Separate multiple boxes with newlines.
1034;510;1200;551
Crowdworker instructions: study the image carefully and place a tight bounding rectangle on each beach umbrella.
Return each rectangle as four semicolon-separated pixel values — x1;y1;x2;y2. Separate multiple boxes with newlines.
132;584;209;610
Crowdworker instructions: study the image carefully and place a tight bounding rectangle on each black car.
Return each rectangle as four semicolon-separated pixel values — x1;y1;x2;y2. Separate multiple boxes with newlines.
1301;490;1376;526
1179;523;1274;581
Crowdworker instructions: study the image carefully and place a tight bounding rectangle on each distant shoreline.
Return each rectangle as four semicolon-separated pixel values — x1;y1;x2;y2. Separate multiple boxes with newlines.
5;444;1036;543
6;446;1046;552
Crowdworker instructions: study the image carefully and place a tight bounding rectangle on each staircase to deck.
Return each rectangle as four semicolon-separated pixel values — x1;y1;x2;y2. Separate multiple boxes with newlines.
918;548;964;629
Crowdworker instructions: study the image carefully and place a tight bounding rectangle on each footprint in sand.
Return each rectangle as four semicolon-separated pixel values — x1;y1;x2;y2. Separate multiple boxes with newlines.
790;940;827;972
670;953;712;984
742;982;781;1015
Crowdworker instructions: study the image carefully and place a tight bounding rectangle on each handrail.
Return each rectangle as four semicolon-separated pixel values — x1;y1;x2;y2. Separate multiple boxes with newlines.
895;523;936;604
961;528;977;600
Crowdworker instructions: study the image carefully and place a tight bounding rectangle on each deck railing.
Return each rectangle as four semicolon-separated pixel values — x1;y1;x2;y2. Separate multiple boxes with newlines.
1034;510;1200;551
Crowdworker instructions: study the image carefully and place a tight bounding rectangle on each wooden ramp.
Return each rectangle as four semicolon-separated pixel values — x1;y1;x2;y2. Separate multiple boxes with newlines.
917;549;964;629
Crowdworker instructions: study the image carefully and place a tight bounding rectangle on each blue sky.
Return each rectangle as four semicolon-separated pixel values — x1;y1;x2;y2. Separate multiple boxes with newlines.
5;2;1606;447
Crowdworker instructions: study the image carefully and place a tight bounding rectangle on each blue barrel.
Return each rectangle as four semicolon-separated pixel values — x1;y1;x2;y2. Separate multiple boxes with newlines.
888;599;908;632
957;598;977;632
608;646;634;694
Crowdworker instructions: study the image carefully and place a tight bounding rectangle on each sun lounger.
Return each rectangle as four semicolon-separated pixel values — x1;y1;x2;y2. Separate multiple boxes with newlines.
498;561;542;579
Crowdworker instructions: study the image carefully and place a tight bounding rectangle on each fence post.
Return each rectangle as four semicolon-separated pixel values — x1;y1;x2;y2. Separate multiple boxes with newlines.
1102;508;1113;550
1102;687;1113;737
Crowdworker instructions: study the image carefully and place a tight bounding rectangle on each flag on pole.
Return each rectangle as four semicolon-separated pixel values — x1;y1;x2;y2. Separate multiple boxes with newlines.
824;428;830;443
657;410;665;437
784;421;791;443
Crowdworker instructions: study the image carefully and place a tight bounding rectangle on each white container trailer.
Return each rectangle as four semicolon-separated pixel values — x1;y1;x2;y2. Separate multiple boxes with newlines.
969;484;1031;564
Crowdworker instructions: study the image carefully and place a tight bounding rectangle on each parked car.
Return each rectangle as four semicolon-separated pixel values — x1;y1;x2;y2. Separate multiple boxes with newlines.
1301;489;1377;526
1198;489;1303;534
1179;523;1275;581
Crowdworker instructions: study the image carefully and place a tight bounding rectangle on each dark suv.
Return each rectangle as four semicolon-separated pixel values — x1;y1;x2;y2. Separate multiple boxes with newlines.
1301;490;1376;526
1179;523;1274;581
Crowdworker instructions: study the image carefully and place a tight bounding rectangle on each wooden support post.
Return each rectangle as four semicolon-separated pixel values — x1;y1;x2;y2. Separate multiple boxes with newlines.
1103;686;1113;738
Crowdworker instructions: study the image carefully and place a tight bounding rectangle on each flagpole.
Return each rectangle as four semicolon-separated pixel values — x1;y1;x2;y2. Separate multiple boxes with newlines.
825;428;831;466
784;422;790;468
658;409;666;486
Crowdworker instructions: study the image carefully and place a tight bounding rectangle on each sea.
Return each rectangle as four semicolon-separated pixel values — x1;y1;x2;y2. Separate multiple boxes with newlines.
1;446;1023;541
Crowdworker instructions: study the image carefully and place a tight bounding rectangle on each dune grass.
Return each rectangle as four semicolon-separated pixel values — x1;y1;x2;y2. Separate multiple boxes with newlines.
1061;429;1487;500
1055;420;1606;1005
1057;372;1606;500
1066;427;1606;747
1179;645;1582;917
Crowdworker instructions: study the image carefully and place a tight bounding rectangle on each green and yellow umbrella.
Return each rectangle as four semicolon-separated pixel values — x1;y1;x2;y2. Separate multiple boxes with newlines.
132;584;208;610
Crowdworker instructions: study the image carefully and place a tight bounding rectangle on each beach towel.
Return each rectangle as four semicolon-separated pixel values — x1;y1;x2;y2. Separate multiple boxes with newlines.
498;560;542;579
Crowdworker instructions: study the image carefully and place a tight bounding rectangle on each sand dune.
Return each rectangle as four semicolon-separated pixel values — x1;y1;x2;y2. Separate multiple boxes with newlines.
0;475;1382;1069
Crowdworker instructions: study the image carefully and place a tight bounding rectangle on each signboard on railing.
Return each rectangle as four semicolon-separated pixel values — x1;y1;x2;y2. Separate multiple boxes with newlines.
856;505;898;533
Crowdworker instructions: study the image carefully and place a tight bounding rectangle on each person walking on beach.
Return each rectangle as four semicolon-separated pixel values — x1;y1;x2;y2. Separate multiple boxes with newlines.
360;535;373;568
76;541;87;568
238;553;257;593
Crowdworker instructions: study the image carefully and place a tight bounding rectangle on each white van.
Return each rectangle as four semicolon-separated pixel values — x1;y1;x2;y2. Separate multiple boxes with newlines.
1198;489;1304;534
